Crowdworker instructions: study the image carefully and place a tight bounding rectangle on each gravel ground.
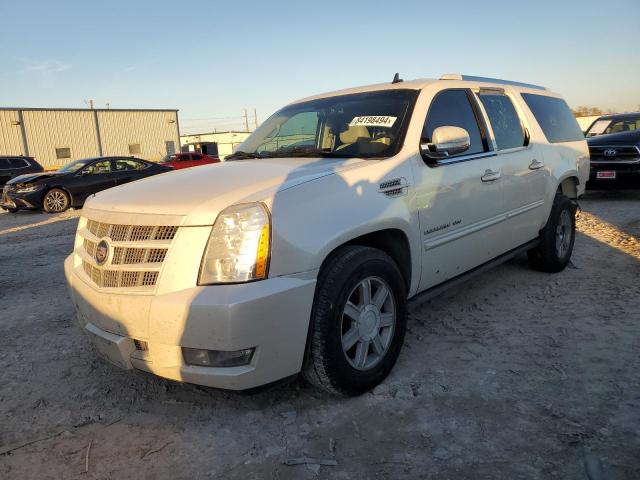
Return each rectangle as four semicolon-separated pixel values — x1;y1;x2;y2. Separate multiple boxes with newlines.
0;190;639;480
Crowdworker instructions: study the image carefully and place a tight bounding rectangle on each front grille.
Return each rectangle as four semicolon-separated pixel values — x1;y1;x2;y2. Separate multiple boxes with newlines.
80;218;179;291
86;220;178;242
82;260;159;288
589;145;640;162
84;238;168;265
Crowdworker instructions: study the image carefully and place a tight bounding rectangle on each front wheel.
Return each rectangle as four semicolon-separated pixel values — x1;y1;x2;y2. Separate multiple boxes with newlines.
43;188;70;213
528;193;576;272
303;246;407;396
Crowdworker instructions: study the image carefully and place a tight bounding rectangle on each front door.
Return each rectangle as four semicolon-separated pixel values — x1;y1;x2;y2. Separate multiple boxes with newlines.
70;159;117;203
411;89;505;291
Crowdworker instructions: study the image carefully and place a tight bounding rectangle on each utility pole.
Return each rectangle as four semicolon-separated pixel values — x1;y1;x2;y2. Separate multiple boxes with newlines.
253;108;258;130
242;109;249;132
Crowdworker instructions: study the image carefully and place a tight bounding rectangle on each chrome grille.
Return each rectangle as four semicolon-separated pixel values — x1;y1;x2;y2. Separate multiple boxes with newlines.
80;218;178;290
86;220;178;242
82;261;160;289
589;145;640;161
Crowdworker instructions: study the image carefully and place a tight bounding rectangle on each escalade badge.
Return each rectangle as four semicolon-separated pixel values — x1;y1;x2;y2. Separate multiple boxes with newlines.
603;149;617;157
95;239;109;265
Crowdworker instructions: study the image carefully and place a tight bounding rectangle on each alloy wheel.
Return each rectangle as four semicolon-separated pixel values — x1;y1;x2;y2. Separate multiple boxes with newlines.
341;276;396;370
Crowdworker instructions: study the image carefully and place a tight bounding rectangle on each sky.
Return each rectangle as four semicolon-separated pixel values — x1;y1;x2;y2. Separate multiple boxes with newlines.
1;0;638;134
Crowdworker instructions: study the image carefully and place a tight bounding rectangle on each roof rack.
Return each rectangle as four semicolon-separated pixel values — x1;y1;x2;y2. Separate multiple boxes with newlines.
439;74;547;91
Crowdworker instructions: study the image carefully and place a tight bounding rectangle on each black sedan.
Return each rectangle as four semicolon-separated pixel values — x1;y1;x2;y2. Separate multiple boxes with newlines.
1;156;171;213
0;156;44;189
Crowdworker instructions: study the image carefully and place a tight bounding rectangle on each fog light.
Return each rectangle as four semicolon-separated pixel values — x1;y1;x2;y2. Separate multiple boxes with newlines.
182;347;254;367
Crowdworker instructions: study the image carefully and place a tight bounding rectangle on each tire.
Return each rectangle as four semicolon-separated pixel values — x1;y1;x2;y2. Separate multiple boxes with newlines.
527;193;576;273
43;188;70;213
303;246;408;396
2;206;18;213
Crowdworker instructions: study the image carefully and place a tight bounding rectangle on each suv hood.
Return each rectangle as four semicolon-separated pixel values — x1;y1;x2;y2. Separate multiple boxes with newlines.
85;157;365;225
8;172;63;185
588;130;640;146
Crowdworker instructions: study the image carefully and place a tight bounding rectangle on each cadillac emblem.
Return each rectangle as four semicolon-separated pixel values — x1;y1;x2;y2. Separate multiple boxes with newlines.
95;239;109;265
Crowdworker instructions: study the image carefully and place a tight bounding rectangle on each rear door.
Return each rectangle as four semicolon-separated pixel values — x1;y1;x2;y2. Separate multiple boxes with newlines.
475;89;547;248
411;88;506;290
113;158;151;185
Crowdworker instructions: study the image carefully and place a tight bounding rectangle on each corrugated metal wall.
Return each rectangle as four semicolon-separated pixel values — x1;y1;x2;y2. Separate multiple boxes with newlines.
0;110;25;155
0;109;179;168
23;110;100;167
98;111;179;161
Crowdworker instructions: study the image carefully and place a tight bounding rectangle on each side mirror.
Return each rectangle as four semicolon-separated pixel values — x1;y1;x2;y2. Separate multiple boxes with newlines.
79;168;91;176
420;126;471;162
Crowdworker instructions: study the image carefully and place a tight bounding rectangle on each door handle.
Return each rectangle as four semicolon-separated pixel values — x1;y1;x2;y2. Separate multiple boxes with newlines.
481;169;501;182
529;159;544;170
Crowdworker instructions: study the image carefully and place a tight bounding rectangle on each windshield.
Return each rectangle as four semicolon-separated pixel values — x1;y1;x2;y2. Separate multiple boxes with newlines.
586;116;640;137
57;158;94;173
229;89;418;160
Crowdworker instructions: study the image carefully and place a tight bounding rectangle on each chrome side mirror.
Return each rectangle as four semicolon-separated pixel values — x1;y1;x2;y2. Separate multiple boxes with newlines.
420;126;471;161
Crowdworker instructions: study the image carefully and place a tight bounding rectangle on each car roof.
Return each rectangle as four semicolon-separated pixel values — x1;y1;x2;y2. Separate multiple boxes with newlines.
290;74;558;105
594;112;640;120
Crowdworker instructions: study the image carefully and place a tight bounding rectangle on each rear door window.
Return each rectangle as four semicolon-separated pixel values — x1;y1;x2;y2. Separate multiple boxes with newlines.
115;159;147;171
423;89;487;157
478;93;526;150
0;158;11;170
521;94;584;143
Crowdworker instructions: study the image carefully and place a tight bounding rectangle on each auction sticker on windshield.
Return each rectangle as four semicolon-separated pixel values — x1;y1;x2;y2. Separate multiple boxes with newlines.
349;116;397;128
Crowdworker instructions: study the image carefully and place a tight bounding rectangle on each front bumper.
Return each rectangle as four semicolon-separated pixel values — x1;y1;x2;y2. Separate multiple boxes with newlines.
65;255;317;390
1;187;42;210
588;161;640;187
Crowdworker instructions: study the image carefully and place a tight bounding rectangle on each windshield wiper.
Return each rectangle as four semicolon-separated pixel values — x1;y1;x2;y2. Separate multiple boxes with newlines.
226;151;264;160
270;146;348;158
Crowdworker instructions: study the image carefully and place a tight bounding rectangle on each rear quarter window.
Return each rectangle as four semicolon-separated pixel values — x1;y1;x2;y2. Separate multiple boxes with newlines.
521;93;584;143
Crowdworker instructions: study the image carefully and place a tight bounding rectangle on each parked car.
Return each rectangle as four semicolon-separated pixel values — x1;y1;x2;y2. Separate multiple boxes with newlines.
585;112;640;138
65;74;589;395
159;152;220;169
1;156;171;213
587;129;640;187
0;156;43;192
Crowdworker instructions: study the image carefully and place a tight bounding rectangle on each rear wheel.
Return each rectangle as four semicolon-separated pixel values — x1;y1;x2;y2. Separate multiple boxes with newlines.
528;193;576;272
303;246;407;395
43;188;70;213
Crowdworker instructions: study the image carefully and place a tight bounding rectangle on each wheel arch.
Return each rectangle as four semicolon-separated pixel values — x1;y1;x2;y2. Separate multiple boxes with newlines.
318;228;413;293
556;174;579;200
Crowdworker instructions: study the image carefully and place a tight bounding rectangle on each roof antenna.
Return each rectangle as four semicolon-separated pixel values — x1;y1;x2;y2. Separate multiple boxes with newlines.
392;72;403;84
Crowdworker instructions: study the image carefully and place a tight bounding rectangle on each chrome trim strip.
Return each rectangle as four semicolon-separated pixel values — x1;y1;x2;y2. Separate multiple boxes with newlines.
424;200;544;250
428;151;497;167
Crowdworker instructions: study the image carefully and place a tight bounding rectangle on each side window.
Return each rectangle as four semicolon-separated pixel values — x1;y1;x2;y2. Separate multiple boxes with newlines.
192;154;203;160
86;160;112;174
115;159;147;171
478;93;526;150
0;158;10;170
8;158;27;168
423;90;486;157
521;94;583;143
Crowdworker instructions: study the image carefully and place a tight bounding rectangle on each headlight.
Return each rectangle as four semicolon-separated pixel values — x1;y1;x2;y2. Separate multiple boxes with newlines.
15;183;44;193
198;202;271;284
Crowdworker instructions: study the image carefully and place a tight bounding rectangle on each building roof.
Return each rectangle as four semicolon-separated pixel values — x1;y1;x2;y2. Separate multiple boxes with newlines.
0;107;178;112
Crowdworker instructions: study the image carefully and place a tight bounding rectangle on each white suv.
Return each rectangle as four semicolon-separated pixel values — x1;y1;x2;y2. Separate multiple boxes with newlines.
65;74;589;395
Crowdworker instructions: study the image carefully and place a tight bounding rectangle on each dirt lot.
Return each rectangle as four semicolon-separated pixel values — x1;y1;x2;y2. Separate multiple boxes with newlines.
0;191;639;480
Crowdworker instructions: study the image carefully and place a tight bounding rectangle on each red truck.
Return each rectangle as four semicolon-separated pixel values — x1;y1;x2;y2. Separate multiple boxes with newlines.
160;152;220;170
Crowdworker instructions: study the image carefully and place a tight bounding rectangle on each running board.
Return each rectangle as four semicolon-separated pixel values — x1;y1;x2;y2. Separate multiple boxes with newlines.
408;239;539;310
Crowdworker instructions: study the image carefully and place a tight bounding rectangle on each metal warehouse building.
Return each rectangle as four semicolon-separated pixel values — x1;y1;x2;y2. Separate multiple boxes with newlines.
0;108;180;169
